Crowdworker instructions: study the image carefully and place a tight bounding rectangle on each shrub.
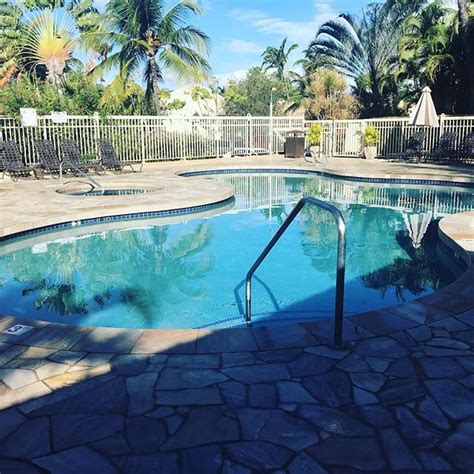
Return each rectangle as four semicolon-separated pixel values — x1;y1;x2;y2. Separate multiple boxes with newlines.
307;123;323;146
362;126;379;146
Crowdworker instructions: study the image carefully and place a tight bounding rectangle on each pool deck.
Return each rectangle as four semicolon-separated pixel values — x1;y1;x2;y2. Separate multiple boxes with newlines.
0;156;473;473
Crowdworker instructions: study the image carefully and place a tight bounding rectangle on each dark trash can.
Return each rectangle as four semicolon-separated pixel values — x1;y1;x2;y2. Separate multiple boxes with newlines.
285;130;305;158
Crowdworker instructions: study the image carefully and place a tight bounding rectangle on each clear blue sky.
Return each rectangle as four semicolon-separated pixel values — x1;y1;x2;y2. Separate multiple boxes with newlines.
190;0;367;85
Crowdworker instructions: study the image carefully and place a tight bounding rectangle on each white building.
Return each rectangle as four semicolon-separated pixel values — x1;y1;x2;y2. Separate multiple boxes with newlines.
166;85;223;116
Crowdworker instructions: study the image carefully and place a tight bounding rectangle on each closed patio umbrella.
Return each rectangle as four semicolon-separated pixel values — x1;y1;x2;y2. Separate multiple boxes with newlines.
402;211;432;249
409;86;439;127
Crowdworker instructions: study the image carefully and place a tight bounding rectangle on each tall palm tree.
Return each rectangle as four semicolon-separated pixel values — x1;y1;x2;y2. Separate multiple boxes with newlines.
261;37;299;80
457;0;474;111
0;0;22;85
396;1;464;113
304;1;423;116
91;0;210;114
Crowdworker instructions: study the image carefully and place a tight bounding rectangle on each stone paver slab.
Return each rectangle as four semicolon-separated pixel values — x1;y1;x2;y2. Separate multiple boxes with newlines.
299;404;373;436
33;446;117;474
73;327;142;353
132;330;198;354
0;381;51;410
223;363;290;384
197;328;258;353
0;368;36;389
349;310;417;335
0;417;50;459
36;362;69;380
226;441;293;471
156;388;223;406
158;368;227;389
127;372;158;415
252;324;316;350
426;379;474;420
308;436;385;470
52;414;124;451
162;407;239;450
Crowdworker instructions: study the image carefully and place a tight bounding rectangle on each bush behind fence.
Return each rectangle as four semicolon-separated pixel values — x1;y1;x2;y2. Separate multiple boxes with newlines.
1;115;473;165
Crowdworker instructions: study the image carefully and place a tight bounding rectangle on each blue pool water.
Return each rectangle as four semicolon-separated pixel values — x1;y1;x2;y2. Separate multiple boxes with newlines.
0;173;472;329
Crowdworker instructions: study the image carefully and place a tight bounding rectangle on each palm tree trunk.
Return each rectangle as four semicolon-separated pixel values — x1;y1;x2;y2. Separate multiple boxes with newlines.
149;57;161;115
458;0;474;111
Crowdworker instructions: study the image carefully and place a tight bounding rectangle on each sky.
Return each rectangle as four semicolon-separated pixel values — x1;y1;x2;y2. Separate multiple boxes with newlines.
183;0;368;86
92;0;369;88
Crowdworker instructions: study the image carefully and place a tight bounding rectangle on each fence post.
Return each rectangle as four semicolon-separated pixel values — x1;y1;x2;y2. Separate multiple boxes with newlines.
215;117;220;158
439;113;445;135
330;121;334;157
140;117;146;164
93;112;100;155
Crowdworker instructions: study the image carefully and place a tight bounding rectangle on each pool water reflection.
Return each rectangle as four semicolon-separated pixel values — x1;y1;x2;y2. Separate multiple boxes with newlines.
0;174;472;329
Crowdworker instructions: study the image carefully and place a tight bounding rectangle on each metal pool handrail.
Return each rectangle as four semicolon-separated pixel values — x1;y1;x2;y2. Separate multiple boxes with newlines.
59;162;105;194
245;196;347;346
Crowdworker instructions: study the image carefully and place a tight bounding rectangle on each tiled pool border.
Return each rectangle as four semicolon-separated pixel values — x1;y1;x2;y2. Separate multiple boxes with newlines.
0;196;235;243
181;167;474;188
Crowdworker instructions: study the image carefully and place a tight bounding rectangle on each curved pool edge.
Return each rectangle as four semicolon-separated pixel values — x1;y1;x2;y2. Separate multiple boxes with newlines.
0;161;473;353
0;175;236;242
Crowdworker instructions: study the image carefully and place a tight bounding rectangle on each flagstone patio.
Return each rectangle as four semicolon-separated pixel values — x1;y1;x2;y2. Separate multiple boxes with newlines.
0;157;473;473
0;294;473;473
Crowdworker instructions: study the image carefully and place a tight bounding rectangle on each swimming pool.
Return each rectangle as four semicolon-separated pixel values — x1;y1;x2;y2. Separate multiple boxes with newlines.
0;172;472;329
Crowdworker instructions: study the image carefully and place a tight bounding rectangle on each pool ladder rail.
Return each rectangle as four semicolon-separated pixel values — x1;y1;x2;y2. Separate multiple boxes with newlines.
245;196;347;346
59;161;105;194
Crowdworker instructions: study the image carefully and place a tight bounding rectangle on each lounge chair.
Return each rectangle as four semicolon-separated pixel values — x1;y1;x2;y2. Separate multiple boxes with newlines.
385;129;425;162
0;140;35;180
60;139;104;175
454;132;474;164
34;139;61;177
98;138;138;173
425;132;457;163
402;129;426;162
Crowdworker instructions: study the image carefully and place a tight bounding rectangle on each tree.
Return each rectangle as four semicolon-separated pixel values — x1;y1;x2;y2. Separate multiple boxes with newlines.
287;68;359;119
223;67;289;116
396;1;468;113
304;1;423;117
261;37;298;80
191;85;211;115
0;0;102;85
167;99;186;111
23;10;78;90
99;72;149;115
456;0;474;110
92;0;210;114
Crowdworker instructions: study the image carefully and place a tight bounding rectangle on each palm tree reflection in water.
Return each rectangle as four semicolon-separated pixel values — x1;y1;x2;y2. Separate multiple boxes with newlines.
360;223;456;302
5;223;214;323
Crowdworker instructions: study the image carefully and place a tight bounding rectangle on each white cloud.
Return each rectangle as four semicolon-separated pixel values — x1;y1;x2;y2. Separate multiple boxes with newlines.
229;3;335;47
225;39;263;55
214;68;249;85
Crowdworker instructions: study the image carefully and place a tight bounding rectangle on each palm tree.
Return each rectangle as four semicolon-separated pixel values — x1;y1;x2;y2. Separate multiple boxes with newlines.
23;10;77;90
0;0;101;86
286;68;359;119
91;0;210;114
396;1;464;113
457;0;474;111
261;37;299;80
304;2;423;116
191;85;211;115
0;0;22;85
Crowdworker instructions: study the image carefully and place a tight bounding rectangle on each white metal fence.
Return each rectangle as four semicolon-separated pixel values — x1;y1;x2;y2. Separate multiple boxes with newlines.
1;114;473;165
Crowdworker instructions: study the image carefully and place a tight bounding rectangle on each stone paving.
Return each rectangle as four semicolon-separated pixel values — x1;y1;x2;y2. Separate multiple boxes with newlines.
0;156;473;473
0;295;473;473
